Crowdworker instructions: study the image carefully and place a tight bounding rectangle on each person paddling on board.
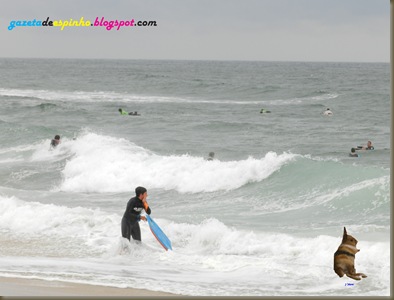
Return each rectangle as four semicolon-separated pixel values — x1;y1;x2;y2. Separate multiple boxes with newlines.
119;108;129;115
50;135;61;148
121;186;151;242
260;108;271;113
119;108;140;116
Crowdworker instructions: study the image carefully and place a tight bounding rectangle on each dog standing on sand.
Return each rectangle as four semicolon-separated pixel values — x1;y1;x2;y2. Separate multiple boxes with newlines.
333;227;367;280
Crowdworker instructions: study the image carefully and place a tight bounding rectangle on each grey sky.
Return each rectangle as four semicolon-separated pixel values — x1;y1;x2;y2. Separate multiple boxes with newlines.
1;0;389;62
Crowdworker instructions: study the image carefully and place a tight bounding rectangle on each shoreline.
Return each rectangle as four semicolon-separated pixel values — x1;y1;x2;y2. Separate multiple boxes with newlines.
0;276;180;297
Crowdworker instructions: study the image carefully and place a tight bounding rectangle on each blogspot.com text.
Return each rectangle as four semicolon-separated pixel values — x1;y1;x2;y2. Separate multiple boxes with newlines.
8;17;158;31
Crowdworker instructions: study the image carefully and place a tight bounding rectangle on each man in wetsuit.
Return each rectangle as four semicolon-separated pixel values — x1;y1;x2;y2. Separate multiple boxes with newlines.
207;152;215;161
349;148;359;157
121;186;151;242
50;135;61;148
356;141;374;150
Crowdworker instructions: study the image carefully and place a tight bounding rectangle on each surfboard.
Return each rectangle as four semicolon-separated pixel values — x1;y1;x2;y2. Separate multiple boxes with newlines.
146;215;172;251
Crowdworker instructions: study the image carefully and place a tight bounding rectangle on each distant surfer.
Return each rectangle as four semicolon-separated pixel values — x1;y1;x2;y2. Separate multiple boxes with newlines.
349;148;359;157
260;108;271;114
356;141;374;150
207;152;215;161
323;108;333;116
121;186;151;242
119;108;140;116
50;135;61;148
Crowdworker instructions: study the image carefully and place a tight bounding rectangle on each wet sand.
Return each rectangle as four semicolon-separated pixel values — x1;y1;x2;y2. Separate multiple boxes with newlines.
0;276;179;297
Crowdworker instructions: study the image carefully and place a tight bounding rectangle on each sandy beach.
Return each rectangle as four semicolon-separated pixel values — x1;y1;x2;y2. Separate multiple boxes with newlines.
0;276;179;297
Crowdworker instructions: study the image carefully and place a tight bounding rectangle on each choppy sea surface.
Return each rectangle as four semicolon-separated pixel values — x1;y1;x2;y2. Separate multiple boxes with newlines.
0;58;390;296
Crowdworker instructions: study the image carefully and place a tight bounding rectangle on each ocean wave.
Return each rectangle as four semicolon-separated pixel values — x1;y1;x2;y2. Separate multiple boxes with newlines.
57;132;297;193
0;195;118;239
0;139;71;162
0;194;389;261
0;87;338;106
245;156;390;218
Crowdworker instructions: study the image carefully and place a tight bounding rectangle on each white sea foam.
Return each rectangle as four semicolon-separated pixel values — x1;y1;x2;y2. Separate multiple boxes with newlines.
0;87;182;103
59;132;297;193
0;195;118;239
0;139;69;163
0;195;390;296
0;87;338;106
263;93;339;105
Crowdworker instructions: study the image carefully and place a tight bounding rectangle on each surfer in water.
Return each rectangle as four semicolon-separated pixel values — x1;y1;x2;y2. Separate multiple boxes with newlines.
207;152;215;161
119;108;140;116
260;108;271;113
349;148;359;157
323;108;333;116
356;140;374;150
50;135;61;148
121;186;151;242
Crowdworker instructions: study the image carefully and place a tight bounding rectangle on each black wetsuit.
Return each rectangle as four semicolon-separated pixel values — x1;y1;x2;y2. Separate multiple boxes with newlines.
50;139;59;148
356;146;374;150
121;196;151;241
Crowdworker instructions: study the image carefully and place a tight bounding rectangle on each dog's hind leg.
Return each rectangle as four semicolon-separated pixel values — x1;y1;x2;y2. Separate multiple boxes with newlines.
334;267;345;278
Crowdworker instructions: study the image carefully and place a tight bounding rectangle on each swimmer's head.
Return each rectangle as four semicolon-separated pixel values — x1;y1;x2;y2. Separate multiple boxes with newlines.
135;186;147;197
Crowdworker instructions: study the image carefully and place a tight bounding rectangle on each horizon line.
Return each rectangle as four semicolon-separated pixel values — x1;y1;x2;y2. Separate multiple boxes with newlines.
0;56;389;64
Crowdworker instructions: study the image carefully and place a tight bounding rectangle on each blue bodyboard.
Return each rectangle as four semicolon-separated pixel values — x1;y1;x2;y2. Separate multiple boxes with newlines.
146;215;172;251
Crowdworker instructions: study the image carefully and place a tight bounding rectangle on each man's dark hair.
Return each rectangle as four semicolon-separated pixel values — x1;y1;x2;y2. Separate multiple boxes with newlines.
135;186;147;196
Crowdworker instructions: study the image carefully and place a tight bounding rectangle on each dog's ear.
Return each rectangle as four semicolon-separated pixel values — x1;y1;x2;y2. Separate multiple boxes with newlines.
342;227;348;242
